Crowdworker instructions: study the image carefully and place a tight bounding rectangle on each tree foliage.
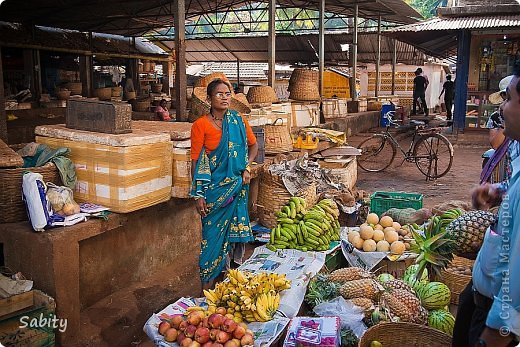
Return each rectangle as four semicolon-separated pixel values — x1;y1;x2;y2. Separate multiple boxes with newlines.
405;0;448;19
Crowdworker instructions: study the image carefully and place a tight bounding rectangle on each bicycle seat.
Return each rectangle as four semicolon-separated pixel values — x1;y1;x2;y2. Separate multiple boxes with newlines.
410;120;426;126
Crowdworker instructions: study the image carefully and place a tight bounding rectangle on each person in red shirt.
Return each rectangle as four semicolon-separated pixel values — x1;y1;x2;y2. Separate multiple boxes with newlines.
155;99;173;121
190;79;258;289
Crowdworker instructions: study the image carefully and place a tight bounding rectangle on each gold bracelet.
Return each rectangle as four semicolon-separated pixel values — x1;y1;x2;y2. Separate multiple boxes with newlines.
245;165;251;172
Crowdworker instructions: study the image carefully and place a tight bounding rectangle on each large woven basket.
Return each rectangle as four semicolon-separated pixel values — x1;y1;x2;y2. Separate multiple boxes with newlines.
133;99;151;112
439;255;474;305
230;93;252;114
111;86;122;97
246;86;279;104
124;91;137;100
94;87;112;101
189;87;211;120
56;89;71;100
0;162;62;223
258;169;317;228
358;322;452;347
264;118;293;154
65;82;82;95
151;83;163;93
194;72;231;88
289;68;318;91
289;81;320;101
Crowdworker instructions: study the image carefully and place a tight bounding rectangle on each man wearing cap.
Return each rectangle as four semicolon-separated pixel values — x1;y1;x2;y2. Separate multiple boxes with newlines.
452;60;520;347
412;68;428;117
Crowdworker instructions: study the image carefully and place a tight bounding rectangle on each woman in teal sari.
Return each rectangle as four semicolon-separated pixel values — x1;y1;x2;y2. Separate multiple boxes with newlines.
190;79;258;288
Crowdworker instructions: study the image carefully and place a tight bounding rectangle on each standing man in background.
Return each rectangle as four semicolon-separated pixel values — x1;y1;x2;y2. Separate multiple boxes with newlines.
439;75;455;126
412;68;429;117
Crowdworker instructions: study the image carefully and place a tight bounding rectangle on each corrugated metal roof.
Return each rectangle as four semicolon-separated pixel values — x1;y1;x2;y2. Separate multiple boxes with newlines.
198;62;268;80
388;14;520;32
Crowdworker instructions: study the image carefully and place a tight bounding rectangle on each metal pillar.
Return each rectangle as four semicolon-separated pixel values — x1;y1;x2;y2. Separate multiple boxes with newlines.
351;4;358;101
391;39;397;95
174;0;187;121
79;56;93;97
0;47;7;143
267;0;276;87
318;0;325;96
454;30;471;131
375;16;381;98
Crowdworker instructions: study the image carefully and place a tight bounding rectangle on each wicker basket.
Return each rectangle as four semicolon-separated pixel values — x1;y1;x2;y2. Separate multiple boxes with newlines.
258;169;317;228
0;162;62;223
194;72;231;88
358;322;452;347
125;91;137;100
56;89;71;100
94;87;112;101
439;256;474;305
133;99;151;112
111;87;122;97
246;86;279;104
264;118;293;154
190;87;211;120
289;81;320;101
230;93;252;114
65;82;82;95
289;68;318;91
151;83;163;93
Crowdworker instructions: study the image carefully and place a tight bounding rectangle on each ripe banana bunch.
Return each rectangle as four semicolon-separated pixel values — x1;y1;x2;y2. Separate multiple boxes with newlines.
268;198;341;252
203;270;290;322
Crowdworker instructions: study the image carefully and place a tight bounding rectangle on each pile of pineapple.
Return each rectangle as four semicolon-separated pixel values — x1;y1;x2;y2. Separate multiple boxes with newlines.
347;213;412;255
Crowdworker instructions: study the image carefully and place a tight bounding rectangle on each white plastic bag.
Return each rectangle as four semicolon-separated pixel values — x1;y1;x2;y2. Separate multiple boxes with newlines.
313;297;367;338
22;172;53;232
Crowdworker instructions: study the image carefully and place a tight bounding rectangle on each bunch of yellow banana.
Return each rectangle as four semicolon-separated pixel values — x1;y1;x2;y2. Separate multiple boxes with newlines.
203;270;291;322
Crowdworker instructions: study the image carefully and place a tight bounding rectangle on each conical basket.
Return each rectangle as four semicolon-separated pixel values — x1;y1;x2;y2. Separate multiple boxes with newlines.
288;68;318;91
189;87;211;121
246;85;279;105
230;93;252;114
289;81;320;101
194;72;231;88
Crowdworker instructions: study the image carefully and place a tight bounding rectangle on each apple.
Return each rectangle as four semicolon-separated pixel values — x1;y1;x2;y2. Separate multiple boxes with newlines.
213;343;224;347
202;342;213;347
185;324;198;338
216;331;231;344
179;320;189;332
201;317;209;328
233;326;246;340
216;307;227;315
195;327;211;344
245;329;253;336
222;318;237;333
177;332;187;345
158;321;171;335
224;340;240;347
208;313;225;329
210;329;220;341
188;341;201;347
171;315;185;329
164;328;179;342
181;337;194;347
240;334;254;346
188;312;203;326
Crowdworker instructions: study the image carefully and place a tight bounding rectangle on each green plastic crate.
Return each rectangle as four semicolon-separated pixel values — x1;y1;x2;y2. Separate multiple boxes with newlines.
369;191;423;216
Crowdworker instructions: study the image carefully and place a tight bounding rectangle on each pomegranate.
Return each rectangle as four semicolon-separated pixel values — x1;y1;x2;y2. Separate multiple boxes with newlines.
209;329;220;341
179;320;189;332
232;326;246;340
195;327;211;344
177;332;187;345
216;331;231;344
185;324;198;338
188;312;203;326
181;337;194;347
224;339;240;347
164;328;179;342
171;315;185;329
222;319;237;333
208;313;225;329
240;333;254;346
158;321;171;335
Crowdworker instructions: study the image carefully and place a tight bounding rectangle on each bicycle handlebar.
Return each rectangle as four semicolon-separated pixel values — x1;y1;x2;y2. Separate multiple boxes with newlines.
383;111;400;126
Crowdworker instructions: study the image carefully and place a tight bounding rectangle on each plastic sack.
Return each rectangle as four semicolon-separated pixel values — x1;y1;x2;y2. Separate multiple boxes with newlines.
22;172;53;232
313;297;367;338
46;182;80;216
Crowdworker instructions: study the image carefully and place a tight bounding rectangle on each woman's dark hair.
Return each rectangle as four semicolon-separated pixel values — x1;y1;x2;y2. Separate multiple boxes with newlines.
446;75;451;81
206;78;232;97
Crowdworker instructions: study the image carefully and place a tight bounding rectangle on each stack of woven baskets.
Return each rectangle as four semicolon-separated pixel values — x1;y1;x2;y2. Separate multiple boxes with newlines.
288;68;320;101
246;85;279;108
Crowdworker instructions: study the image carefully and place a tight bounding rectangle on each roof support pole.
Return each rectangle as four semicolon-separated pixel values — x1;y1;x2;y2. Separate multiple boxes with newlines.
318;0;325;96
237;59;240;87
80;56;93;97
267;0;276;87
351;4;359;101
0;47;7;143
391;39;397;95
454;29;471;132
174;0;187;121
375;15;381;98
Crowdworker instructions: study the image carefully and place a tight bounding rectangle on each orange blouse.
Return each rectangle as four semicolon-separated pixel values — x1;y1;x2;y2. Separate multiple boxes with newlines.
191;115;257;160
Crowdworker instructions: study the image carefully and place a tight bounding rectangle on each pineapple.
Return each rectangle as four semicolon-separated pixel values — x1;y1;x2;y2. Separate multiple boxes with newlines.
340;279;381;300
446;210;496;254
390;289;422;315
305;274;340;308
380;291;414;322
382;279;414;293
413;306;429;325
348;298;375;318
328;267;372;283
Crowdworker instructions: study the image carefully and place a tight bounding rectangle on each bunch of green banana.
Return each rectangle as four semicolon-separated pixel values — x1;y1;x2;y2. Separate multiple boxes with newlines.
274;196;307;222
267;198;341;252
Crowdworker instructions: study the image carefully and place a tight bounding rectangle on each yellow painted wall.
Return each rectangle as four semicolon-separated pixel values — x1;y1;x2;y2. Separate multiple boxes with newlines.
323;70;350;98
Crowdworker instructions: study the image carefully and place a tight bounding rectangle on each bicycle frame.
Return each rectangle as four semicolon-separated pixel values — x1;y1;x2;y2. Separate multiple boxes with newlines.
380;112;423;161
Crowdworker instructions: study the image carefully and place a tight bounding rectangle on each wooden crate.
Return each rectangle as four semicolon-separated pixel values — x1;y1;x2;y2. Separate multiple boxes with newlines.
66;99;132;134
0;290;55;347
0;291;34;319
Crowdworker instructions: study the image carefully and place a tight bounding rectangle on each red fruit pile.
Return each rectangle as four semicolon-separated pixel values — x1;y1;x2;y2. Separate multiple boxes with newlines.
158;311;255;347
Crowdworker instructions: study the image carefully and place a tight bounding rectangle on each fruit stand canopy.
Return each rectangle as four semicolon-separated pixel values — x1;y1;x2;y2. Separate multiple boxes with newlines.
0;0;421;37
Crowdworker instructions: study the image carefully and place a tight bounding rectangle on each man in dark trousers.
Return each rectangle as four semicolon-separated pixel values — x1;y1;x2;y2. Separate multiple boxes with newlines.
412;68;428;117
439;75;455;125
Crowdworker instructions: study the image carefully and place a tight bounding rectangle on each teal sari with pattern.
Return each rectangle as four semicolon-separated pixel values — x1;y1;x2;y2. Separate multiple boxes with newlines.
190;110;254;283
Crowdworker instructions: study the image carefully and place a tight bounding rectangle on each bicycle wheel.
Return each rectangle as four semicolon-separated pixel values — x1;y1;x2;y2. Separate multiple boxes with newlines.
357;134;396;172
413;133;454;179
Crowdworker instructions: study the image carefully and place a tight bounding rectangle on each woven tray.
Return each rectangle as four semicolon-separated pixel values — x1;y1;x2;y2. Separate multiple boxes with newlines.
0;140;23;168
258;169;316;228
358;322;452;347
0;162;62;223
439;255;474;305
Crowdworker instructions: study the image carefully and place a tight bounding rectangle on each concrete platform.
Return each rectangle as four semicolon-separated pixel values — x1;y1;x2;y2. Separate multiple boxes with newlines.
324;111;380;137
0;198;201;346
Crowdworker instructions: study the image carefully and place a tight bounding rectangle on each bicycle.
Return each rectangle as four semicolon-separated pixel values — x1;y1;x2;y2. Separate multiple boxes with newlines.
357;111;454;180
